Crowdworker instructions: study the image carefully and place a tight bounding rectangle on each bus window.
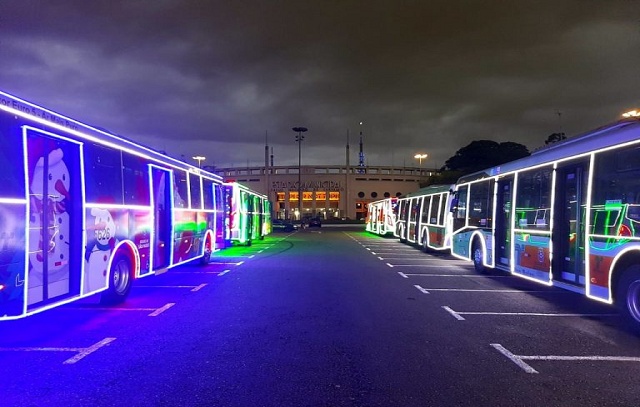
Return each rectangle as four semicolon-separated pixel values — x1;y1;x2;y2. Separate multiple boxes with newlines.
468;180;493;228
84;143;123;204
430;194;441;225
189;173;202;209
173;170;188;208
515;166;552;230
421;196;431;224
0;135;25;198
592;145;640;237
122;152;150;206
202;179;214;210
453;185;467;231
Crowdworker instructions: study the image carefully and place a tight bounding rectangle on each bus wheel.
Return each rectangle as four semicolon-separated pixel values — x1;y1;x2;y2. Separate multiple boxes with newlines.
101;253;133;305
422;235;429;252
200;237;212;266
615;266;640;330
472;240;487;274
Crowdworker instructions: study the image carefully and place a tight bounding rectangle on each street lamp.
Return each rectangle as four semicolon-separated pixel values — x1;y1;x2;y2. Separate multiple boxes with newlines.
414;153;428;168
622;110;640;118
192;155;206;168
292;127;308;221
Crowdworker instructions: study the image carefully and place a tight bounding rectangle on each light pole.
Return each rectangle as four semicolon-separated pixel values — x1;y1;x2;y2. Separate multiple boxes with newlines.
293;127;308;221
192;155;206;168
414;153;428;169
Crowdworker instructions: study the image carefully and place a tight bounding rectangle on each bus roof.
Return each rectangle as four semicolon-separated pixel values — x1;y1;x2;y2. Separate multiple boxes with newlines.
404;184;453;198
457;118;640;184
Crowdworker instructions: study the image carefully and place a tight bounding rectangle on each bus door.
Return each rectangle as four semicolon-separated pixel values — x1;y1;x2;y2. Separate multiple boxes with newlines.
150;166;172;270
26;129;82;307
553;160;589;286
495;175;514;268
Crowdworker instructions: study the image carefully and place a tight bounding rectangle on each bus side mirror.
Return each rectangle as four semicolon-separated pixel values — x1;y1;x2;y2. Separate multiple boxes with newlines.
450;198;458;212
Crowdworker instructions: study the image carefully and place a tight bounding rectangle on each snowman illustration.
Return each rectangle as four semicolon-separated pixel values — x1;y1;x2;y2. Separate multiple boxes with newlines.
28;147;71;303
84;207;117;293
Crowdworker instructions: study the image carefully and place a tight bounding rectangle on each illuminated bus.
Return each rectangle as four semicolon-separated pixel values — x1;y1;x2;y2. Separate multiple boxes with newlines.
0;90;227;320
366;197;397;236
395;185;453;251
224;182;271;246
449;118;640;327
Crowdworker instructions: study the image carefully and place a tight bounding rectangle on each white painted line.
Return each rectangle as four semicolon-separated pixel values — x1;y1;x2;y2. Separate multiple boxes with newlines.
415;288;551;293
386;263;394;268
401;273;510;278
237;261;245;266
148;303;176;317
443;306;617;319
378;256;384;260
398;272;409;278
0;337;117;365
249;255;255;259
258;250;264;253
177;271;223;274
64;337;117;364
387;264;463;268
491;344;539;374
414;285;430;294
366;248;371;251
218;269;231;276
457;311;618;317
442;306;465;320
191;283;207;292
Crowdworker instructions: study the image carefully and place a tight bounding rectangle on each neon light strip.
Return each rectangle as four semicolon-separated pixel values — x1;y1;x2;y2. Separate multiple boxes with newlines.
0;198;27;204
85;203;152;211
548;163;557;282
510;174;518;274
21;125;30;317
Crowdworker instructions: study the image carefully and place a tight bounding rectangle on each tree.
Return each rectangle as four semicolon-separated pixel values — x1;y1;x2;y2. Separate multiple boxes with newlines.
444;140;530;175
544;132;566;145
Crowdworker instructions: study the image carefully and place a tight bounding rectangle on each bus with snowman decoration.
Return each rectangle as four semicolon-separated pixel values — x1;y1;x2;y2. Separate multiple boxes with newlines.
0;89;251;320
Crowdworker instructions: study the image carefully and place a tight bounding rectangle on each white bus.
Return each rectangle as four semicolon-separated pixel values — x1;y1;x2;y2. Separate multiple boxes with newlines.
449;118;640;327
395;185;454;251
366;197;397;236
0;90;228;320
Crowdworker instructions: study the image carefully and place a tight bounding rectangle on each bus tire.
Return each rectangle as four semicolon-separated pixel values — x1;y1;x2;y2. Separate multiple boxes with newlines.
472;239;488;274
422;234;429;252
200;236;212;266
100;253;133;305
615;265;640;331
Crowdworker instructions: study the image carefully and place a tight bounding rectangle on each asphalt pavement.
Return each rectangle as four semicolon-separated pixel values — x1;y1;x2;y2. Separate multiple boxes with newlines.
1;227;640;406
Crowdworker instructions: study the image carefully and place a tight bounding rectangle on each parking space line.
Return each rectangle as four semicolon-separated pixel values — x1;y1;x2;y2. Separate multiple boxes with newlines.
491;343;640;374
148;303;176;316
491;343;539;373
398;272;409;278
136;284;206;290
191;284;207;292
218;269;231;276
416;288;553;294
414;285;430;294
442;306;617;321
386;264;464;268
402;273;510;278
0;337;117;365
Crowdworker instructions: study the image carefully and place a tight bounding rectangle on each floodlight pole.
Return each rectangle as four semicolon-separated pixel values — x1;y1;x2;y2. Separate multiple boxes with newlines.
292;127;308;222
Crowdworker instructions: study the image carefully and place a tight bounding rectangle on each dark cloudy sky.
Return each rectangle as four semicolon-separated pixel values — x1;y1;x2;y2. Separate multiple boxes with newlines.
1;1;638;169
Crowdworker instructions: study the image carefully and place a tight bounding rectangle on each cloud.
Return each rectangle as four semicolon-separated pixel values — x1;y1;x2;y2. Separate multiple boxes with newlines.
1;0;638;168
